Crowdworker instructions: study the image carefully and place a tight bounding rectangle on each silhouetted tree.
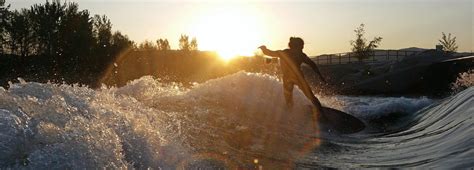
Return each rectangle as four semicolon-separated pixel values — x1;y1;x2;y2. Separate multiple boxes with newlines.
1;0;133;82
0;0;134;86
190;37;198;51
111;31;133;53
4;11;17;54
26;1;71;80
93;15;112;55
350;23;382;61
179;34;190;51
90;14;119;79
156;38;170;51
29;0;66;57
0;0;9;54
439;32;458;53
4;9;33;57
138;40;157;50
58;3;95;79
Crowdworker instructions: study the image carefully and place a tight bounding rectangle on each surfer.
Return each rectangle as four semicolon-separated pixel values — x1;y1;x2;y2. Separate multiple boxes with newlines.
259;38;365;133
259;37;326;110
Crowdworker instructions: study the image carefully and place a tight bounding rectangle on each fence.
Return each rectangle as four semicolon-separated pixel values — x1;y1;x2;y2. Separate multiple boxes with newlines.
314;50;421;65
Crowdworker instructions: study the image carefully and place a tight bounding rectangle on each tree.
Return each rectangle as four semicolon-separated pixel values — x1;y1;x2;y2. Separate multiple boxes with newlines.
111;31;133;53
138;40;156;50
57;3;95;79
156;38;170;51
5;9;34;57
0;0;10;54
179;34;190;51
93;15;112;54
190;37;198;51
439;32;458;53
350;23;382;61
29;0;66;56
0;0;135;86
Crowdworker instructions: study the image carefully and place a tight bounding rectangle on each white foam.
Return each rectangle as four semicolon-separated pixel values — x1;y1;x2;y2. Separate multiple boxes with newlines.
336;95;434;119
452;69;474;93
0;71;439;168
0;72;319;168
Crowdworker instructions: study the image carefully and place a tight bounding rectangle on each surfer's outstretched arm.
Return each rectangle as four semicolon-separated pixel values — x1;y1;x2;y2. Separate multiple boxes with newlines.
259;45;280;57
302;54;326;83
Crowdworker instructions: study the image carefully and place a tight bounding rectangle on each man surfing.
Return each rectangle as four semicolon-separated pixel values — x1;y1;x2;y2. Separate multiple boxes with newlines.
259;37;366;134
259;37;326;112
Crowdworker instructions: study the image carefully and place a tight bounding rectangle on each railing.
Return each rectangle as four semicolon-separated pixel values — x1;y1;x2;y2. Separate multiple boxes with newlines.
314;50;422;65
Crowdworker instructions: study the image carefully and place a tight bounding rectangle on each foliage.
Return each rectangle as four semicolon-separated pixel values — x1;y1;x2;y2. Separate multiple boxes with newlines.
111;31;134;52
11;10;34;57
156;38;170;51
179;34;190;51
0;0;208;88
137;40;156;50
178;35;198;51
190;37;198;51
0;0;10;54
0;0;133;86
439;32;458;53
350;23;382;61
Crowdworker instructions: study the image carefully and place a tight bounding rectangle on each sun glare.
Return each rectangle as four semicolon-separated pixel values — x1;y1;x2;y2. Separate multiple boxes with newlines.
189;6;265;61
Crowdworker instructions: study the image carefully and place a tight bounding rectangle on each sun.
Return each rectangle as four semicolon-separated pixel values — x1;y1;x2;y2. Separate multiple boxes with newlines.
189;6;265;61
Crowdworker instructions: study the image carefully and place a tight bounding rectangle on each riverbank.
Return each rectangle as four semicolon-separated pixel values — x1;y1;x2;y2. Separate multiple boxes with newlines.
308;50;473;96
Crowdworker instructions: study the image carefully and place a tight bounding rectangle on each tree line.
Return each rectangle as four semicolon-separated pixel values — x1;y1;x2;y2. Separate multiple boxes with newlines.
0;0;202;87
0;0;135;86
136;34;198;51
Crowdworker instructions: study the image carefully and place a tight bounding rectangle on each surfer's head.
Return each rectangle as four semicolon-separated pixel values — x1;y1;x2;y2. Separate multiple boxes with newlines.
288;37;304;50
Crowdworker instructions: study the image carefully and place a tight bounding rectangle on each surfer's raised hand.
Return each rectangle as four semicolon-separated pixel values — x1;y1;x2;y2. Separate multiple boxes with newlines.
259;45;279;57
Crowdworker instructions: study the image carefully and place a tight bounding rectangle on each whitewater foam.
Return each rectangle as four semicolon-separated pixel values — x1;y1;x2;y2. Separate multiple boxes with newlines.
337;95;434;119
452;69;474;93
0;72;471;169
0;72;315;168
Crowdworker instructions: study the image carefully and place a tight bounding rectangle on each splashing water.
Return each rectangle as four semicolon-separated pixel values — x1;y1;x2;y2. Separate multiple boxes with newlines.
452;69;474;93
0;71;472;169
0;72;319;169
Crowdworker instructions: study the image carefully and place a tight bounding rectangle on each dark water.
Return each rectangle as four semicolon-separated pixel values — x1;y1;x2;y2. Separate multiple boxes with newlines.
0;72;472;169
299;87;473;169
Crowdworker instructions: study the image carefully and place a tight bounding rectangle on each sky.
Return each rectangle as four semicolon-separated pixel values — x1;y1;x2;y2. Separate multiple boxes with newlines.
9;0;474;56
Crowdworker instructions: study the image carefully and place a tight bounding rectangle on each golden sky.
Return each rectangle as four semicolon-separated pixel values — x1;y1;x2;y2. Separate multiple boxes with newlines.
10;0;473;56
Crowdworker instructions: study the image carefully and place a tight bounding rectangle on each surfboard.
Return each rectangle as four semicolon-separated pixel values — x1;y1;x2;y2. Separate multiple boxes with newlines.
265;49;365;134
319;107;365;134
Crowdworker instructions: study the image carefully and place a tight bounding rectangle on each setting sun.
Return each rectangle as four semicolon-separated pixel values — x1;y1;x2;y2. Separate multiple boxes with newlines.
189;6;265;61
3;0;474;169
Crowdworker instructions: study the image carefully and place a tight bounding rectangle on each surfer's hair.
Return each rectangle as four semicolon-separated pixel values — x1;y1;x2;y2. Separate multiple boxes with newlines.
288;37;304;49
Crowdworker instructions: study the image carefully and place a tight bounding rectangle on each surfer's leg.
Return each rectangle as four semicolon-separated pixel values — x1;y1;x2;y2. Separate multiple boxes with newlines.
283;79;295;108
299;81;324;131
297;79;325;132
297;80;322;109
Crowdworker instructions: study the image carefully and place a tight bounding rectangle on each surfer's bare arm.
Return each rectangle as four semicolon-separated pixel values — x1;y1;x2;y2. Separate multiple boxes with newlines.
303;54;326;83
259;45;280;57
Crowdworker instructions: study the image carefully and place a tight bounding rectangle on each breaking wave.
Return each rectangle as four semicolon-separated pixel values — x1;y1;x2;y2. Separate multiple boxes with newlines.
0;72;472;168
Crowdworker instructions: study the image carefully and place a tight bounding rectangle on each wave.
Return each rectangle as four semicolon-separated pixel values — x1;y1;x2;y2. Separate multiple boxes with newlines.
0;72;472;168
302;87;474;169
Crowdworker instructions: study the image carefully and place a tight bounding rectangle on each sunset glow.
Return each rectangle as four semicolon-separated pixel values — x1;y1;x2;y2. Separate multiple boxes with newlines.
10;1;473;55
189;6;265;61
2;1;473;169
